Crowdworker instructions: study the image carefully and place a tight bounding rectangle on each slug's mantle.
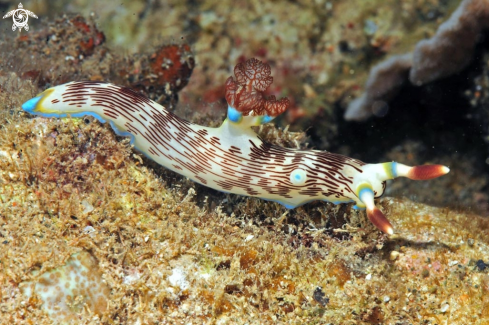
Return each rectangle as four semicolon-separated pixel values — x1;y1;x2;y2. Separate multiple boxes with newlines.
21;58;449;234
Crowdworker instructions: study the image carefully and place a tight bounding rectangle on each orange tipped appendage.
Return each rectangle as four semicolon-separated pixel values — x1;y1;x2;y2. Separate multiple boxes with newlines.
358;184;394;234
354;162;450;233
407;164;450;180
367;207;394;235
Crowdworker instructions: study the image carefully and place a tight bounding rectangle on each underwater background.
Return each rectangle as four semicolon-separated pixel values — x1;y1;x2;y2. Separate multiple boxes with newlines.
0;0;488;323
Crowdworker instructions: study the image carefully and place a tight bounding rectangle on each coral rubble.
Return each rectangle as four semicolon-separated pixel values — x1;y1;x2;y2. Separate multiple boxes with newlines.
346;0;489;121
410;0;489;85
20;252;110;323
345;53;412;120
12;15;194;110
125;44;195;107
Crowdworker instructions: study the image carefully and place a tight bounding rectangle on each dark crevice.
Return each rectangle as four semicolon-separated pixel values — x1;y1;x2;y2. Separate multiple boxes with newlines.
317;39;489;175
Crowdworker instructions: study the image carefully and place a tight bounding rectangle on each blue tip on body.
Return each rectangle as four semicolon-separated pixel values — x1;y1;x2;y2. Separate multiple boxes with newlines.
261;115;274;124
21;96;42;112
227;106;242;123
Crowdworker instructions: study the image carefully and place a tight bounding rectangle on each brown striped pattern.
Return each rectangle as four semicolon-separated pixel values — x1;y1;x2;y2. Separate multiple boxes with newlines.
56;81;370;205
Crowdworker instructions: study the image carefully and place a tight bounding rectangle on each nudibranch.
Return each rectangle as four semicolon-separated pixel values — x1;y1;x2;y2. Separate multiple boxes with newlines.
21;58;449;234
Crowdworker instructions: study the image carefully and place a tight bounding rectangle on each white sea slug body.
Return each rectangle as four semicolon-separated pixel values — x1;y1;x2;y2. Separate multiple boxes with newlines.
21;58;449;234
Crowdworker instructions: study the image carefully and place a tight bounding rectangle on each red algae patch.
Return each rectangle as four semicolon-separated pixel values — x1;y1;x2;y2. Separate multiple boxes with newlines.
20;251;110;323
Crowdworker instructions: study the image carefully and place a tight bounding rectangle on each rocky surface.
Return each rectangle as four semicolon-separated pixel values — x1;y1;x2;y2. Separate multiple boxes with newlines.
0;1;488;324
